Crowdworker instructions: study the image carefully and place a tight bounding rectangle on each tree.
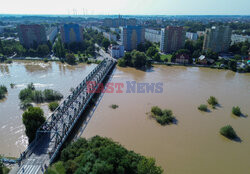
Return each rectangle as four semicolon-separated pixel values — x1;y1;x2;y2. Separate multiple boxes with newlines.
37;44;50;57
117;58;126;67
153;53;161;61
137;158;163;174
0;85;7;99
228;60;237;72
22;107;46;143
206;49;218;61
234;54;242;60
220;125;237;139
241;45;248;56
146;47;158;57
102;38;110;51
54;136;163;174
49;102;59;112
65;53;76;65
131;50;147;68
123;52;132;66
137;43;146;52
207;96;218;107
232;106;242;116
184;40;195;53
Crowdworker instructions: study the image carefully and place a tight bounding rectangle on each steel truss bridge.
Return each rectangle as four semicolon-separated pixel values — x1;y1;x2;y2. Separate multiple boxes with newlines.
13;58;116;174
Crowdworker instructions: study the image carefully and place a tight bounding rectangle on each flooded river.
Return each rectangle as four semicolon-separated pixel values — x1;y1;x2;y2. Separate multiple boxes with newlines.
0;60;96;157
81;65;250;174
0;62;250;174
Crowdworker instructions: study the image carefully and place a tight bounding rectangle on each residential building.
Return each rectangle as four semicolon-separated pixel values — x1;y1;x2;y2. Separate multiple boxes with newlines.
103;32;117;41
145;29;161;43
0;26;4;34
231;34;250;44
17;24;47;48
91;26;104;33
175;53;189;64
160;26;185;53
121;26;145;51
186;32;198;40
197;31;205;37
46;27;58;43
203;26;232;53
108;45;124;58
61;24;83;43
110;28;120;33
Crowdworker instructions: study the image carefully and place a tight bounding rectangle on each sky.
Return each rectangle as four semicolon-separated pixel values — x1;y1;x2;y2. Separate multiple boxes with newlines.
0;0;249;15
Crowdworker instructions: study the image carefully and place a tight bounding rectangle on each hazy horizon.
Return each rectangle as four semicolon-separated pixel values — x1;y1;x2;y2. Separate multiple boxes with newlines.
0;0;249;16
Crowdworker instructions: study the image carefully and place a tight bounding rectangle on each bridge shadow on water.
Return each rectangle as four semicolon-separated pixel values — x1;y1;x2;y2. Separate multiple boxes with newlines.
31;133;51;156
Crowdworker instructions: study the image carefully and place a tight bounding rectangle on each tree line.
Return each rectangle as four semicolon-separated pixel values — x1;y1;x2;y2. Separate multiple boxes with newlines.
46;136;163;174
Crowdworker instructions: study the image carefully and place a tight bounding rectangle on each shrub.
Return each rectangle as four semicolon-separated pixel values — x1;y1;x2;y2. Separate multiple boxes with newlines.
207;96;218;107
44;58;48;63
10;83;15;88
79;57;83;63
110;104;119;109
220;125;237;139
198;104;208;112
43;89;63;102
49;102;59;112
20;99;33;110
4;59;12;64
151;106;175;125
151;106;162;116
19;88;33;101
117;58;126;67
0;85;8;99
0;85;7;93
19;84;63;103
232;106;241;116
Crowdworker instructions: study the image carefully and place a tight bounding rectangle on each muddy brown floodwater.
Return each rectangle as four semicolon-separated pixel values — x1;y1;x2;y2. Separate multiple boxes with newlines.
0;60;96;157
81;65;250;174
0;62;250;174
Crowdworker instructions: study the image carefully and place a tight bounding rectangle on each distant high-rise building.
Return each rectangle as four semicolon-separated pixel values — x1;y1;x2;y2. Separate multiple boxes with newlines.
103;15;137;28
18;24;47;48
60;24;83;43
121;26;145;51
145;29;161;43
186;32;198;41
203;26;232;53
160;26;185;53
46;27;58;43
108;44;125;58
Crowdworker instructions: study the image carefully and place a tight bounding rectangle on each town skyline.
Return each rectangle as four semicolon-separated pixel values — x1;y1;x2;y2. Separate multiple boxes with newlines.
0;0;249;15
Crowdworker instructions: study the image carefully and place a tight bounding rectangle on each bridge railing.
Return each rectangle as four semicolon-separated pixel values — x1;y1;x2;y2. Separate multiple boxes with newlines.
49;59;116;163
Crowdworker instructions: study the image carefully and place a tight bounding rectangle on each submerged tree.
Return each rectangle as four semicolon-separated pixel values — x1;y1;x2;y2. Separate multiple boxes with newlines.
22;107;46;143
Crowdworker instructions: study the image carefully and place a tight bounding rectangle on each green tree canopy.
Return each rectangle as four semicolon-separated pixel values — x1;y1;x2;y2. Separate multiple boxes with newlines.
22;107;46;143
146;46;158;58
52;136;163;174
